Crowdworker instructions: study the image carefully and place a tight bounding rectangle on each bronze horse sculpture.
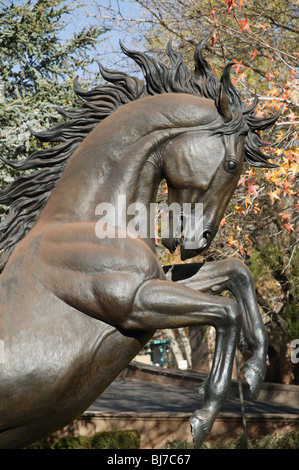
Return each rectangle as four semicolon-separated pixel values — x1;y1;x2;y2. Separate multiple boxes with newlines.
0;39;280;448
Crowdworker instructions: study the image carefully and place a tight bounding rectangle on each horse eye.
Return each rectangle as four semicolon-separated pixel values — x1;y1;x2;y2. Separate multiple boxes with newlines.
227;160;237;171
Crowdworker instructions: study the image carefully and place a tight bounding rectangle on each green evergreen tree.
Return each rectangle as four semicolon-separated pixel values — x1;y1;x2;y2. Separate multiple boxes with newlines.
0;0;105;193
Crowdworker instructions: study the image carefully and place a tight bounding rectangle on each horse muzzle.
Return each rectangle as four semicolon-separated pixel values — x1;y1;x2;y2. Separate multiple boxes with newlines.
161;236;180;253
180;230;212;261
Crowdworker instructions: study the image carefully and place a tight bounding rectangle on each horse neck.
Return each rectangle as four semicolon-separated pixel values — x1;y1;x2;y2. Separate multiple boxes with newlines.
36;97;178;231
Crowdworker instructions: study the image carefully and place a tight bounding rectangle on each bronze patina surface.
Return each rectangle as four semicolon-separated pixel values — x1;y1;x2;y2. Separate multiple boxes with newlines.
0;39;280;448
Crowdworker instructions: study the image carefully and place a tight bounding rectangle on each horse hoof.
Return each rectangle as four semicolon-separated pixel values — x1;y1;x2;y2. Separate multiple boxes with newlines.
244;362;264;399
190;411;211;449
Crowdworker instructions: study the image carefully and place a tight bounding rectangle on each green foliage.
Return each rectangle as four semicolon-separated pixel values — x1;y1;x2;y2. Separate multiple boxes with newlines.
90;430;140;449
27;430;299;449
0;0;103;98
274;430;299;450
249;241;299;342
163;431;299;449
161;430;299;449
161;438;194;449
53;435;92;449
25;440;53;449
202;430;299;449
248;249;270;283
0;0;105;198
285;271;299;341
256;240;284;273
27;430;141;449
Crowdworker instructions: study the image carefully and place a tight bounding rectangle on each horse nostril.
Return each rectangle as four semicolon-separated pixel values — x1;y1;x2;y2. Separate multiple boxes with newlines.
203;230;212;243
201;230;212;250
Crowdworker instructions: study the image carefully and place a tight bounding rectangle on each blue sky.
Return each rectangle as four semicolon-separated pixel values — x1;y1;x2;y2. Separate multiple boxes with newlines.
5;0;146;76
61;1;145;73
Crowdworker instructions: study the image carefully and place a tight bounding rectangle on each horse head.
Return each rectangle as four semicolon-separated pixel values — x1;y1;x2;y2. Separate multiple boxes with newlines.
0;39;280;269
161;84;247;260
140;43;280;261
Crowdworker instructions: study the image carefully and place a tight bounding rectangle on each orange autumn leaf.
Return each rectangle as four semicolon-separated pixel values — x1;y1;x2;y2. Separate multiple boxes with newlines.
267;190;280;203
232;59;244;73
265;72;274;81
246;169;256;178
239;18;253;32
244;195;252;206
239;247;245;256
224;0;239;13
249;49;257;61
235;72;247;83
255;109;265;117
284;222;295;232
279;212;291;221
279;166;288;176
161;184;168;194
247;181;260;197
274;148;284;157
290;163;298;177
286;110;296;120
238;174;247;186
233;205;245;215
253;204;261;214
279;180;293;197
284;152;297;164
275;132;285;142
211;33;218;46
268;86;279;97
227;236;239;247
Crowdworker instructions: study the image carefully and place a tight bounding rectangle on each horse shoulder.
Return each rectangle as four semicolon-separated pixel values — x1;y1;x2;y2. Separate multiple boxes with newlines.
34;222;164;327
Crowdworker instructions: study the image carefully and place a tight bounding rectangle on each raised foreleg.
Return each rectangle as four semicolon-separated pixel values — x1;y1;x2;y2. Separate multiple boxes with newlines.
120;279;241;448
166;259;268;399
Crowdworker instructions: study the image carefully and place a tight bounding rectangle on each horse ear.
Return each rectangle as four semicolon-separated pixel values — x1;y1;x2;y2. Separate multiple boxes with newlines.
215;83;233;123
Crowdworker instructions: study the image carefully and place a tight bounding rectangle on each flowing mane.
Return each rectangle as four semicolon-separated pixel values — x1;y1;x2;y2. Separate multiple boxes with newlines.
0;39;280;270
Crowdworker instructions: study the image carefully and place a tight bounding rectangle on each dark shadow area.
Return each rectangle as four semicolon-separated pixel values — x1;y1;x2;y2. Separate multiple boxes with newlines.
88;377;299;415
